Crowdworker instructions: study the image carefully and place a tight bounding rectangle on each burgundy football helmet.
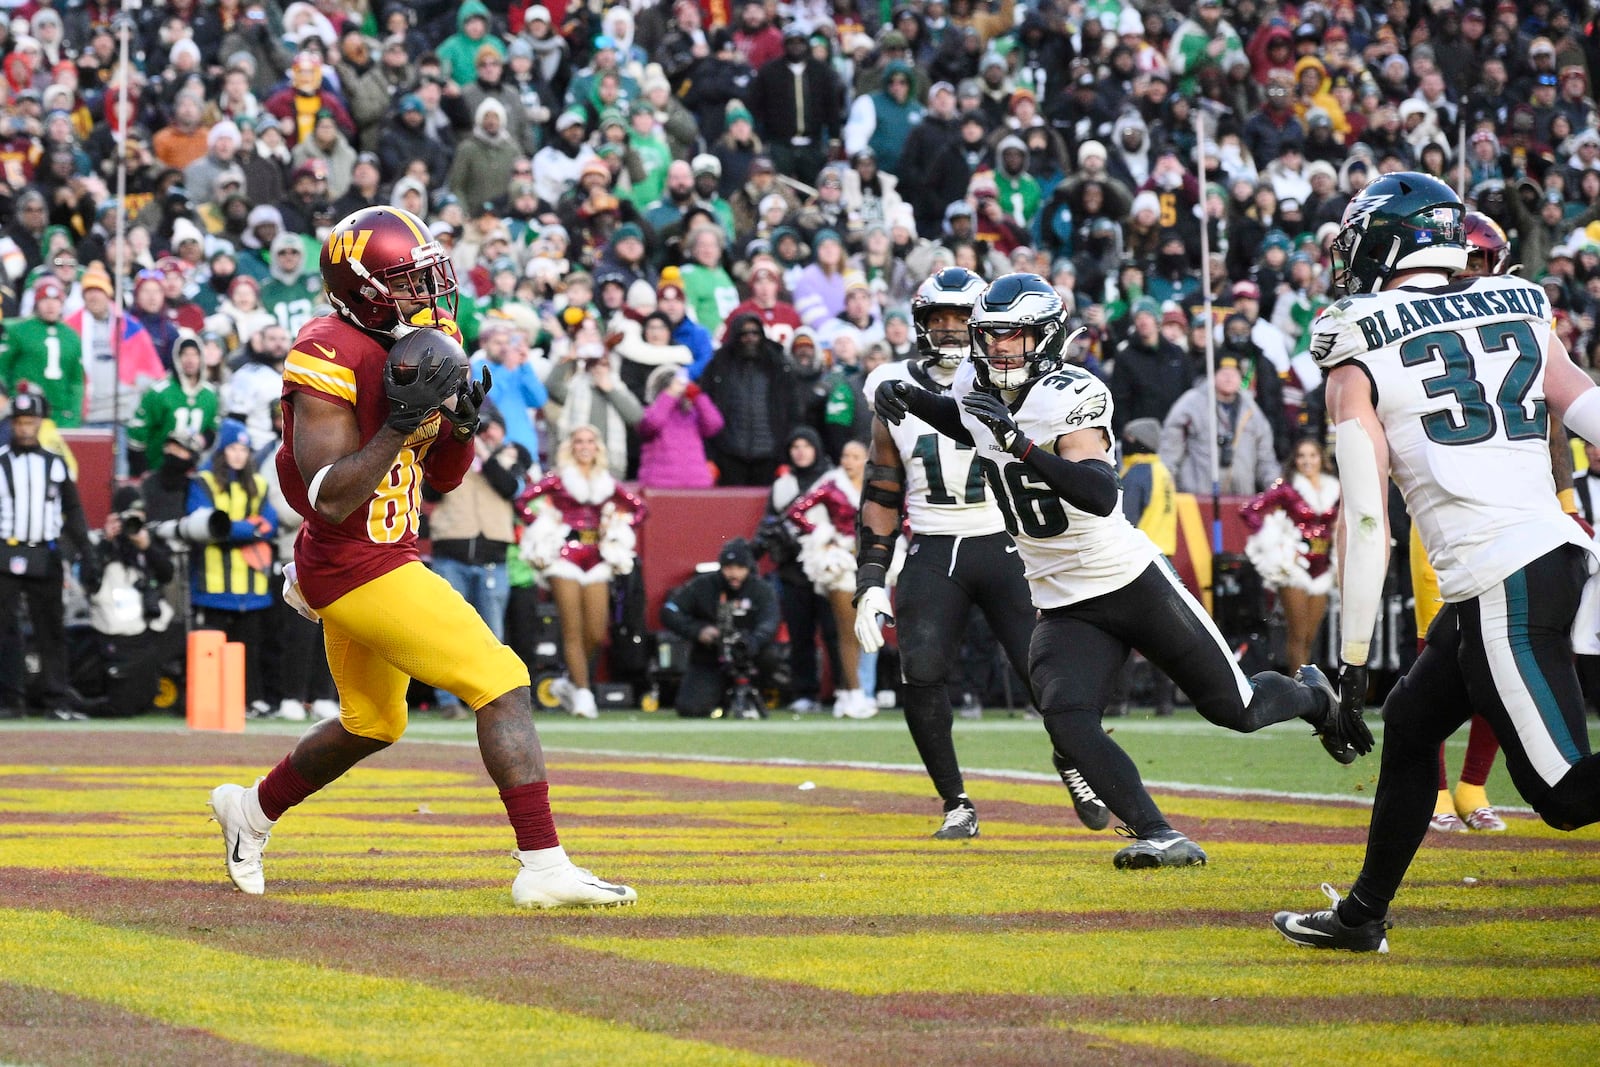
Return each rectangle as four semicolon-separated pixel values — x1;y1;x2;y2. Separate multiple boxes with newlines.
321;205;459;338
1461;210;1510;278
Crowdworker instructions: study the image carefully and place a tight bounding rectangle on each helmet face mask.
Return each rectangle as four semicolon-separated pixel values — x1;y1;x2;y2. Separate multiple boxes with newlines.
1331;172;1466;294
967;272;1066;390
912;266;986;367
323;206;460;339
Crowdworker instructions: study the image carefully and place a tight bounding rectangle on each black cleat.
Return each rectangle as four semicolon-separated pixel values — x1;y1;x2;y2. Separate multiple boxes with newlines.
1112;826;1208;869
1051;750;1111;831
1292;662;1356;764
1272;883;1391;953
932;802;979;839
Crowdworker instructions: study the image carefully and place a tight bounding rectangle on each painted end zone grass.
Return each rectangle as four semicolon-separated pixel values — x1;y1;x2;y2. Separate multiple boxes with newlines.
1;728;1598;1066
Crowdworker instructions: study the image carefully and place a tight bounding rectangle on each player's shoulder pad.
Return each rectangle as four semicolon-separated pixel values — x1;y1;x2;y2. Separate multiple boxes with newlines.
1033;366;1112;430
291;313;383;369
863;359;910;413
1309;294;1377;370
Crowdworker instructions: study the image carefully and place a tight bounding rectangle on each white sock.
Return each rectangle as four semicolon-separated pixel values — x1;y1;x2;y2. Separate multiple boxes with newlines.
242;784;275;833
517;844;569;869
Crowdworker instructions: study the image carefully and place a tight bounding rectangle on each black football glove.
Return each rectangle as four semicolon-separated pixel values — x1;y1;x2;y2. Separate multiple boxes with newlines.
961;389;1028;455
383;348;464;434
442;365;492;436
1337;663;1375;756
874;379;914;425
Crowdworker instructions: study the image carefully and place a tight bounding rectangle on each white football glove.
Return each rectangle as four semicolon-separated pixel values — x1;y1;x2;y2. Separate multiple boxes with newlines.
854;585;894;653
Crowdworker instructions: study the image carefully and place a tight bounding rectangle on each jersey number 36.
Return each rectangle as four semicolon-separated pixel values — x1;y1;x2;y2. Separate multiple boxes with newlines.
975;455;1069;538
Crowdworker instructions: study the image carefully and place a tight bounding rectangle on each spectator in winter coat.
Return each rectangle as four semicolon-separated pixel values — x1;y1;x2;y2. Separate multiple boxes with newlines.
1159;355;1279;496
377;95;453;188
747;25;846;184
461;44;538;157
1110;298;1195;435
700;311;798;486
448;98;523;214
637;363;724;489
897;82;970;238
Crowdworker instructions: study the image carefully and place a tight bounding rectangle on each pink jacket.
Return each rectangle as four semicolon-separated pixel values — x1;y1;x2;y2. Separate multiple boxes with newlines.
636;388;724;488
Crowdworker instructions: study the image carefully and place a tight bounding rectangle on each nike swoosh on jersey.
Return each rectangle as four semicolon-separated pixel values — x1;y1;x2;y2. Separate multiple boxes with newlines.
312;342;338;360
1005;545;1018;553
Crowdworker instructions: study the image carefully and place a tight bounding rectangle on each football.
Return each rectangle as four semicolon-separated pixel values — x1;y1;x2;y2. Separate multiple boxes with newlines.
386;327;469;387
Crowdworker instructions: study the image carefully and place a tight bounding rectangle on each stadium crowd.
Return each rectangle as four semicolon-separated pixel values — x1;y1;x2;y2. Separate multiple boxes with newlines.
5;0;1600;720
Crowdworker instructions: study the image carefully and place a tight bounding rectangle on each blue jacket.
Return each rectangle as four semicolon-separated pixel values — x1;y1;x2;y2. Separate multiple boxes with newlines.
476;355;548;459
675;317;715;380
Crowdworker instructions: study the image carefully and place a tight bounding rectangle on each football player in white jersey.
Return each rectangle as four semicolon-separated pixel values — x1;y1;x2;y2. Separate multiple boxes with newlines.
877;273;1368;869
856;267;1110;839
1274;172;1600;952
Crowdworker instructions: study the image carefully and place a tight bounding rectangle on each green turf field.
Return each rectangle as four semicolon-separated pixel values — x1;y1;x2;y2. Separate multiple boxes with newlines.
42;705;1600;807
3;720;1599;1066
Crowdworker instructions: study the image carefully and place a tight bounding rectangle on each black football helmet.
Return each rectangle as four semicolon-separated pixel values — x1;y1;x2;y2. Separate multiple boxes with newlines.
968;273;1067;391
911;266;987;368
1330;172;1466;294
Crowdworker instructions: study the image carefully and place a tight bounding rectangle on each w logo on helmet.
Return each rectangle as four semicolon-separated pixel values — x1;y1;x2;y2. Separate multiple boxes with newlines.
327;229;374;265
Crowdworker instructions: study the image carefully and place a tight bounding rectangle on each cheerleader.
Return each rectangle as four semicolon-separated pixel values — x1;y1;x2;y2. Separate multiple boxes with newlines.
1240;436;1340;671
517;425;646;719
785;438;871;719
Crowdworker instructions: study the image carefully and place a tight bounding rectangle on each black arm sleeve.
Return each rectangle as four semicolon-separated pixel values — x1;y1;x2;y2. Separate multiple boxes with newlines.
903;389;974;445
1018;447;1120;518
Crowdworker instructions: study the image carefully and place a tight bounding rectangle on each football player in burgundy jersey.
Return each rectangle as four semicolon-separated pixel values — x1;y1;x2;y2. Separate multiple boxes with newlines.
208;205;635;908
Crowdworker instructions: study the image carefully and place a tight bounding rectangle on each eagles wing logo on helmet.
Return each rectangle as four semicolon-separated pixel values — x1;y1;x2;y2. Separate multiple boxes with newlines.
1341;189;1393;234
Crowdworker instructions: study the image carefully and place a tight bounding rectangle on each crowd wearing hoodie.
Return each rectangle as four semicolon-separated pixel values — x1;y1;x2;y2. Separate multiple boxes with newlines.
5;0;1600;712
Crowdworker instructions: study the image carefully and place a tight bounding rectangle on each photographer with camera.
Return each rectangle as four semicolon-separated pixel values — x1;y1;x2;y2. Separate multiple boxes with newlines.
1159;352;1280;496
660;538;782;719
79;492;186;716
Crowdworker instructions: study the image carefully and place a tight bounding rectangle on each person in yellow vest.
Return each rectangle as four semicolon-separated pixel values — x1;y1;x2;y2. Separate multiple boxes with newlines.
185;417;278;715
1116;417;1177;716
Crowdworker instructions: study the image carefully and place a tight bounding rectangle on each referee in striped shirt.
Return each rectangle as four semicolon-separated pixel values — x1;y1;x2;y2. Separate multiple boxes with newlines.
0;391;92;719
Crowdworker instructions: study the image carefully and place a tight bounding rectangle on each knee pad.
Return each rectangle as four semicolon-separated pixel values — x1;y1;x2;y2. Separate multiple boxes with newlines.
898;649;949;689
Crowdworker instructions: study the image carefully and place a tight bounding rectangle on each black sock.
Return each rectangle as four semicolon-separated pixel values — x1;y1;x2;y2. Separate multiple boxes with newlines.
1337;889;1383;926
943;793;974;812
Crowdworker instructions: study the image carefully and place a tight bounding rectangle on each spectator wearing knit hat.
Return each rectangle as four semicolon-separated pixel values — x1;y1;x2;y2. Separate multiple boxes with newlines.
378;93;452;187
447;97;523;213
1;277;83;427
70;264;164;430
184;121;244;209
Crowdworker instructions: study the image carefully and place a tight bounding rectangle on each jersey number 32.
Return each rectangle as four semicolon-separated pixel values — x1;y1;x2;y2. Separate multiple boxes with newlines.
1400;322;1546;446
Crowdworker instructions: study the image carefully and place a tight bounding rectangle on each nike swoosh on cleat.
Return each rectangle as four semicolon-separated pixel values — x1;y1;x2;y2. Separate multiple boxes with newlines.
231;835;247;865
1283;915;1336;938
1005;545;1018;553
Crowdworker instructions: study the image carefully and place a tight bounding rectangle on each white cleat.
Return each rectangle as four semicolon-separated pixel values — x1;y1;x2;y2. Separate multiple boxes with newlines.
310;699;341;721
570;687;599;720
209;783;272;895
511;851;637;908
550;677;576;713
276;699;307;721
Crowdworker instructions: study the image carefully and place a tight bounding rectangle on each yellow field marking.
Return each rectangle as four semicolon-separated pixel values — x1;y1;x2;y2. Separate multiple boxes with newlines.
563;919;1600;1000
0;908;792;1067
1074;1022;1600;1067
